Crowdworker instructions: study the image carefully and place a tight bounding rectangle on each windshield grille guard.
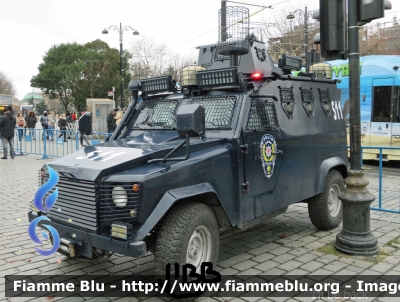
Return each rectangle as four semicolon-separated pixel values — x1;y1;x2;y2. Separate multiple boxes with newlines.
188;95;237;129
131;99;180;130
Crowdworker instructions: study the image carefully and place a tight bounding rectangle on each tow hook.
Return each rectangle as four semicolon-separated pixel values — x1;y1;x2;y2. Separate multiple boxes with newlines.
59;237;80;258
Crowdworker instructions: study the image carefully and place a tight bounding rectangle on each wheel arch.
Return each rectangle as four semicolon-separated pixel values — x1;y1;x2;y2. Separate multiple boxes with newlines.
132;183;232;241
317;157;348;193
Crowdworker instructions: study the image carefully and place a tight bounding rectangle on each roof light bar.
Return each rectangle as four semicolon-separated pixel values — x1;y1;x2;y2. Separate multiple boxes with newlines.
196;67;238;88
141;75;172;94
279;54;303;71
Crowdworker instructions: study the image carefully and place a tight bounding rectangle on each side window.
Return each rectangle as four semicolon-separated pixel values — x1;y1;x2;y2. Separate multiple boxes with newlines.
278;86;295;119
372;86;391;122
300;87;315;118
318;88;332;117
246;99;279;131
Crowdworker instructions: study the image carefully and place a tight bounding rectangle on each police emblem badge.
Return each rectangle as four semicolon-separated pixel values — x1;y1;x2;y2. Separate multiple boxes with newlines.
260;134;277;178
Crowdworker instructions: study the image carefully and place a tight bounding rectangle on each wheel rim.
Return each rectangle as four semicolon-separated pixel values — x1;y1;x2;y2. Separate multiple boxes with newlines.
186;225;212;270
328;184;341;217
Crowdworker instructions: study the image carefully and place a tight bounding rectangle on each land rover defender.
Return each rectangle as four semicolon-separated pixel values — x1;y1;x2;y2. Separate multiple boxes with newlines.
28;6;348;275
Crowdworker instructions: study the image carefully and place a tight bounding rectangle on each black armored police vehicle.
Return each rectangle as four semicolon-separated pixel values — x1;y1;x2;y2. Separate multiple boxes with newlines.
29;6;348;275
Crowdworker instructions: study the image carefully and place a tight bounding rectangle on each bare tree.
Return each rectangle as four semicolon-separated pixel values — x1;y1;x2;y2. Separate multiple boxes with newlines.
163;52;197;82
129;36;197;82
129;36;170;79
0;71;16;95
259;2;319;62
360;21;400;55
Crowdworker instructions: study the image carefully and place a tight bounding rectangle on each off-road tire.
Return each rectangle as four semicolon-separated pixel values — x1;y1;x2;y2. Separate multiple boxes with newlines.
154;202;219;276
308;170;344;230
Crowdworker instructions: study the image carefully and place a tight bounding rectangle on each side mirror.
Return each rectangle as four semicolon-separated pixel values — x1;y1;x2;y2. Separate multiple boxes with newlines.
176;104;205;138
78;112;92;135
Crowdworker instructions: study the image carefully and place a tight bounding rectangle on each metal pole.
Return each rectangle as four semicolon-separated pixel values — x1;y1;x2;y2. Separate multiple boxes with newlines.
119;23;125;109
304;6;309;72
335;0;378;255
348;6;361;170
221;0;227;42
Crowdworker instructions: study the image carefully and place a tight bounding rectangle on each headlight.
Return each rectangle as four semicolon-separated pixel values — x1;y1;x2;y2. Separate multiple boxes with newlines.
112;186;128;207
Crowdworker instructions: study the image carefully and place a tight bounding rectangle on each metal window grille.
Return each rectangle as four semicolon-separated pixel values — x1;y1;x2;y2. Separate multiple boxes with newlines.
279;86;295;119
300;88;314;104
132;99;180;129
318;88;331;104
279;87;295;104
246;100;279;131
300;87;315;118
318;88;332;117
189;95;237;129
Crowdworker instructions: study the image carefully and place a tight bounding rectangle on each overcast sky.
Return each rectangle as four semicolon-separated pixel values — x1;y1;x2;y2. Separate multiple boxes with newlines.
1;0;399;100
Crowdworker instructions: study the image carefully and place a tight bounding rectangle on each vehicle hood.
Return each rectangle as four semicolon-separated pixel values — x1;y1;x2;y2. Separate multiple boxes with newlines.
47;131;225;181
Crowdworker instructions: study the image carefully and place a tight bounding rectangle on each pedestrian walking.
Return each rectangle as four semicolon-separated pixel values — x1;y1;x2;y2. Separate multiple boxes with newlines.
16;113;26;141
66;111;74;139
27;111;37;140
105;109;116;142
58;113;68;142
0;107;16;159
48;111;56;141
22;109;28;136
40;111;49;140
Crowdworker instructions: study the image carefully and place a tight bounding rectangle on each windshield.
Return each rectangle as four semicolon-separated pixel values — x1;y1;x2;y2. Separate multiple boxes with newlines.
130;94;238;130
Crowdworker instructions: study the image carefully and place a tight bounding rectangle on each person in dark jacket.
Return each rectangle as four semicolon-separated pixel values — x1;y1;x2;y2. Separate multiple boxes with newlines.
22;109;28;136
27;111;37;140
40;111;50;140
65;111;74;139
58;113;68;142
0;108;16;159
105;110;116;142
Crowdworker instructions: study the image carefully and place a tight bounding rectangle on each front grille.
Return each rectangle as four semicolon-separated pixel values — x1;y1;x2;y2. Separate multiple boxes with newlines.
99;183;140;225
47;177;98;231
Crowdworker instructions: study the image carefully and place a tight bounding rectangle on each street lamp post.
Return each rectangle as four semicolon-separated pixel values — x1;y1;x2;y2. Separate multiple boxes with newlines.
287;7;313;72
102;23;139;108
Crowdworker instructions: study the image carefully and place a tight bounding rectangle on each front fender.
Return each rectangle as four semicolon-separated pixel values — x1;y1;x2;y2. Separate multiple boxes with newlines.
317;156;348;193
132;183;229;241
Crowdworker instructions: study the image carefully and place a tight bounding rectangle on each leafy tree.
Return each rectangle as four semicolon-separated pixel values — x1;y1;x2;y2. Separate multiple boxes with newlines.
73;39;131;111
35;100;48;114
31;43;88;113
0;71;16;95
31;40;129;113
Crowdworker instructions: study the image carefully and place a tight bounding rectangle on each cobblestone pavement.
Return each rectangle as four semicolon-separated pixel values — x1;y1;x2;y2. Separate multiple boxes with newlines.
1;154;400;302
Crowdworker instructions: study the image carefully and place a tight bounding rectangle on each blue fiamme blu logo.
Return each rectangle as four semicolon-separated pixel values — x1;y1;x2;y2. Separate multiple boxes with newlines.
28;167;61;256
